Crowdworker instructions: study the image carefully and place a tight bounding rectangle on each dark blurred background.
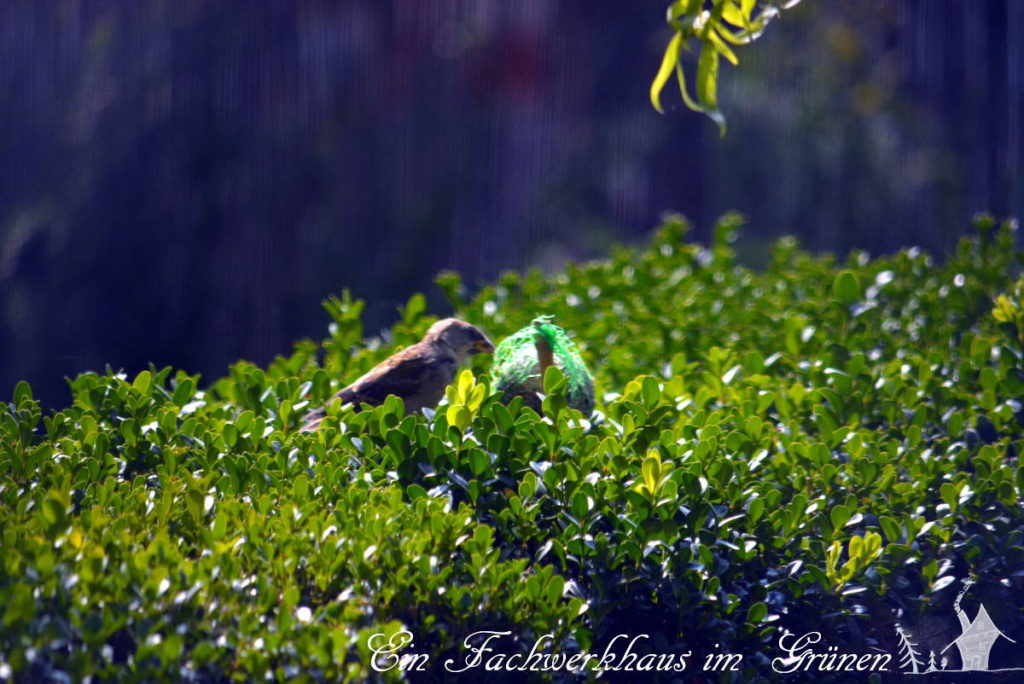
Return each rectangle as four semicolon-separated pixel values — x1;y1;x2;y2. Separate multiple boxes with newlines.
1;0;1021;407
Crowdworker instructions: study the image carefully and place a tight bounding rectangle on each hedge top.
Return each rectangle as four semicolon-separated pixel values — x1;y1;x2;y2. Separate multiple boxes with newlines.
2;213;1023;682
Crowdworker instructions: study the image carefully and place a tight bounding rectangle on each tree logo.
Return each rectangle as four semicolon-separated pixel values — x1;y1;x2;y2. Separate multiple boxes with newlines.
897;578;1018;674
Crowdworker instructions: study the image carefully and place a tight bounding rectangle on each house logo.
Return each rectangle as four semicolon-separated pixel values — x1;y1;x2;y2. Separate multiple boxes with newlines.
897;578;1019;674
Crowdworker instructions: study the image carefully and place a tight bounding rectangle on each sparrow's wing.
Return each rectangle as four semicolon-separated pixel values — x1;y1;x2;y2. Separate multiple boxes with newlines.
301;344;453;429
339;349;454;406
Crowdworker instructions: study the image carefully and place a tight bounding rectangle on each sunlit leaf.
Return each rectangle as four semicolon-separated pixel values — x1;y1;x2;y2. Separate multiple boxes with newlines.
651;32;683;113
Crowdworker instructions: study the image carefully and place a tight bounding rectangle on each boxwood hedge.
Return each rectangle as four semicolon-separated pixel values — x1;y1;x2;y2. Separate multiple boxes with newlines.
2;214;1024;682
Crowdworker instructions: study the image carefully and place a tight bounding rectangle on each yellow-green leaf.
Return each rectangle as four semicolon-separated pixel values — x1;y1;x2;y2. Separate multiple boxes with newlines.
708;28;739;66
696;42;726;135
469;383;486;411
641;454;661;494
457;369;474;398
675;62;704;112
133;370;152;395
651;32;683;113
722;1;746;28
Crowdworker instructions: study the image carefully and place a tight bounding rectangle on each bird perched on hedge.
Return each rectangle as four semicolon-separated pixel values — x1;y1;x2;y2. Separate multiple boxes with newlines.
492;316;595;415
301;318;494;431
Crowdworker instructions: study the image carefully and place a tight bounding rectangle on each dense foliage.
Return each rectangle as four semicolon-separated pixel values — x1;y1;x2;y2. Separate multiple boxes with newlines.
2;214;1024;681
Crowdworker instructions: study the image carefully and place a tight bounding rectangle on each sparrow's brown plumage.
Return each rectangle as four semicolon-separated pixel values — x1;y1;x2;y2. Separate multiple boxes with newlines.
301;318;494;431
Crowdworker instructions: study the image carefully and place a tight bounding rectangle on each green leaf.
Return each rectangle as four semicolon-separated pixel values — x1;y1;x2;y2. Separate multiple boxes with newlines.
830;505;851;533
223;423;239;448
970;336;992;364
641;376;661;406
186;489;204;524
641;455;661;495
542;464;562;492
748;602;768;623
849;534;863;560
571;491;593;519
13;380;33;407
133;369;152;395
525;575;541;600
862;531;882;559
940;482;958;513
743;415;763;439
879;516;902;542
42;491;67;529
172;378;196;408
833;270;861;305
748;497;764;524
294;473;309;499
542;365;567;395
446;405;472;432
402;293;426;325
3;584;35;626
518;472;538;498
546;575;565;604
468;449;489;477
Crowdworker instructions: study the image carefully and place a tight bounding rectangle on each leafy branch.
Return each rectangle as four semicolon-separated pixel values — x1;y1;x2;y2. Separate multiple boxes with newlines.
824;531;883;591
651;0;802;135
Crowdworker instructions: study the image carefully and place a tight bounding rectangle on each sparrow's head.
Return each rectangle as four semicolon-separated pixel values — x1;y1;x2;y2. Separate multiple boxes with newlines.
428;318;495;358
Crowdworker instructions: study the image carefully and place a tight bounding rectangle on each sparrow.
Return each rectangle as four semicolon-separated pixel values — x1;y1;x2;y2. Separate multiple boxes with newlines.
301;318;494;431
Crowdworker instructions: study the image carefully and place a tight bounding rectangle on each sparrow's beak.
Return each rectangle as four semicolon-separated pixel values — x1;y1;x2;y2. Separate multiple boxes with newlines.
473;338;496;354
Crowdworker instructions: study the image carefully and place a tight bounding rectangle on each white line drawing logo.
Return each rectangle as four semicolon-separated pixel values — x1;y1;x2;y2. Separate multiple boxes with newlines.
898;578;1018;674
